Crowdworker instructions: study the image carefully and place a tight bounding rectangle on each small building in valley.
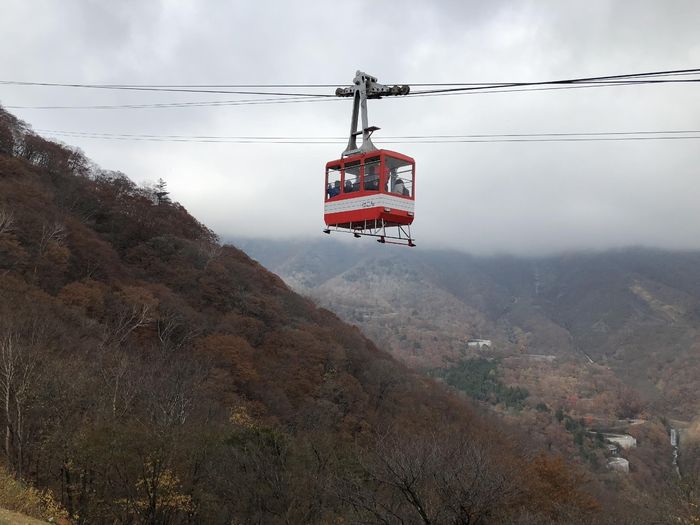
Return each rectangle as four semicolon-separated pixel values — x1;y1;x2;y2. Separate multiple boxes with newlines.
467;338;492;349
604;434;637;450
606;443;619;456
607;457;629;473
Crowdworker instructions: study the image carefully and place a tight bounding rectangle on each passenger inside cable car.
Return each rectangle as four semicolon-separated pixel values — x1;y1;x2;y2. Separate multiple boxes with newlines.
326;180;340;198
386;156;413;197
345;160;360;193
364;157;380;191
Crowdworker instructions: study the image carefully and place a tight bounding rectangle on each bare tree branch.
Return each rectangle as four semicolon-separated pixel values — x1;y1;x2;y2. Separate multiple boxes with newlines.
0;207;14;236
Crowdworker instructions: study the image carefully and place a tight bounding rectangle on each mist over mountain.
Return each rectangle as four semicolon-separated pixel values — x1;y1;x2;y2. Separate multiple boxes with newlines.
238;237;700;419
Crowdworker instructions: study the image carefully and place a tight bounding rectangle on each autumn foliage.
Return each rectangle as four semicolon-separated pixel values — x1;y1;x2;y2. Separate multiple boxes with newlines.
0;106;608;523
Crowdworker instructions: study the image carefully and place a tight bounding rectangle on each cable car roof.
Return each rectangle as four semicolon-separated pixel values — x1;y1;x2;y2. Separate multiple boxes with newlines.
326;149;415;167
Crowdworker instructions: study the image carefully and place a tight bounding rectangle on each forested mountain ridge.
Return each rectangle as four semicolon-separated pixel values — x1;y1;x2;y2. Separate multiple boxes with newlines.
236;239;700;521
0;107;611;523
239;238;700;418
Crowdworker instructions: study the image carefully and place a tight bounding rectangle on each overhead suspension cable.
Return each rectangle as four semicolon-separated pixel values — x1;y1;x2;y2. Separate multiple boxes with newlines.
401;69;700;86
0;81;343;89
5;95;341;110
37;129;700;139
0;80;335;97
407;67;700;95
6;79;700;110
1;67;699;98
38;129;700;144
406;79;700;98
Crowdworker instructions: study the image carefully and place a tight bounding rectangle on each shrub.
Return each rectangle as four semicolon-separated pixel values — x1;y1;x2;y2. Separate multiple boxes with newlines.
0;465;67;521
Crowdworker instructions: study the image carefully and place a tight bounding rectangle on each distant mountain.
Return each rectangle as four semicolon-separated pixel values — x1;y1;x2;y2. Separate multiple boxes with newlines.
239;238;700;419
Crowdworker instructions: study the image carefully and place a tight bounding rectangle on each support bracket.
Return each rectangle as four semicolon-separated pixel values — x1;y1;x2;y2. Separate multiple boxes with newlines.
335;71;409;157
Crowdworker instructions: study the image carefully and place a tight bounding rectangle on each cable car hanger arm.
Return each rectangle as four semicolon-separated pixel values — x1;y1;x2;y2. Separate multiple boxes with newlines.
335;71;409;156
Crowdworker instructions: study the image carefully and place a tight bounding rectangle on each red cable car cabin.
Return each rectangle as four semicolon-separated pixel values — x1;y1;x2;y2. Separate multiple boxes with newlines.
324;149;415;230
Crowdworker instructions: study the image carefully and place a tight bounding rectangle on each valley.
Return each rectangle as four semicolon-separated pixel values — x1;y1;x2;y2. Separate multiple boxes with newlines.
240;237;700;494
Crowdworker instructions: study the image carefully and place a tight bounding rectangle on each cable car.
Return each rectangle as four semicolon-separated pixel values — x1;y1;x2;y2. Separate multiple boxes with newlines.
324;149;415;230
323;71;416;246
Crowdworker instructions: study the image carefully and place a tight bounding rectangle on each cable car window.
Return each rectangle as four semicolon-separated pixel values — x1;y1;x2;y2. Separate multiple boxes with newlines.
386;156;414;198
344;160;361;193
363;157;381;191
326;165;342;200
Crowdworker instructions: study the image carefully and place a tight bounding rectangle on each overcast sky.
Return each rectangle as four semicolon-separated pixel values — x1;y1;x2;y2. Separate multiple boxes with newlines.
1;0;700;255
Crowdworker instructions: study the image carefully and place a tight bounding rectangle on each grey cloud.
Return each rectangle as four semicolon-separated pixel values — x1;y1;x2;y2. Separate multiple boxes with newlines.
1;0;699;255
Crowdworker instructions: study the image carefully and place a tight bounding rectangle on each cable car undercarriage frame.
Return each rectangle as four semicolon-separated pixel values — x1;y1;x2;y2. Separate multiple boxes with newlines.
323;220;415;247
323;71;416;247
